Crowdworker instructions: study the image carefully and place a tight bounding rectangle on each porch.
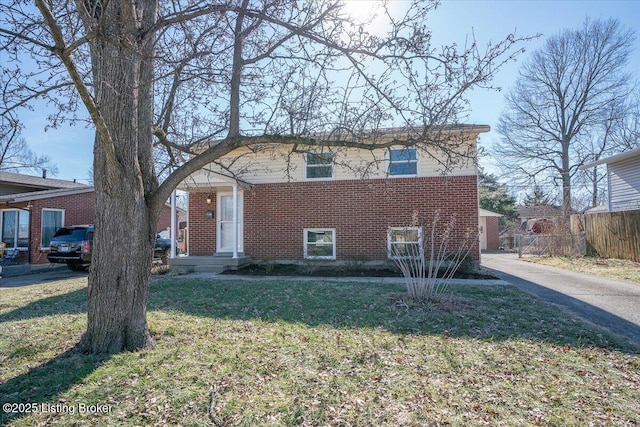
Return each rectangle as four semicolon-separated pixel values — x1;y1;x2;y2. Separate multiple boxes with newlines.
177;169;251;263
169;254;252;274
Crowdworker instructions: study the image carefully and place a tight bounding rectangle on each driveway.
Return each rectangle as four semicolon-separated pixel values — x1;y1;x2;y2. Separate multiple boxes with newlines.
0;267;87;288
482;252;640;349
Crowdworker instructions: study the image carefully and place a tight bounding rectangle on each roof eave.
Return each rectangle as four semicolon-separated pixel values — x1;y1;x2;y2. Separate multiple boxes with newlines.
579;146;640;169
0;187;95;204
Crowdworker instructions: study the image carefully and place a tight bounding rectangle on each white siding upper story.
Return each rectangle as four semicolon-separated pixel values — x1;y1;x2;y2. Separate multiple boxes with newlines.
181;126;487;189
607;155;640;212
581;146;640;213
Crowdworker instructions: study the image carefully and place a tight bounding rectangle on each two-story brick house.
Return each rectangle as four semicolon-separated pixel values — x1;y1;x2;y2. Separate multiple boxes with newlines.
178;125;488;270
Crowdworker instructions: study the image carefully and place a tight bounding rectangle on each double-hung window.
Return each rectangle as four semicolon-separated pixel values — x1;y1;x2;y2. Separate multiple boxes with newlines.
304;228;336;259
1;209;30;250
388;227;423;259
41;209;64;249
305;153;334;180
388;147;418;176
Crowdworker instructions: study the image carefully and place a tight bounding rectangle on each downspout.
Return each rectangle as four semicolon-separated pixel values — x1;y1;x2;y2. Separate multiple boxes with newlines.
27;206;32;264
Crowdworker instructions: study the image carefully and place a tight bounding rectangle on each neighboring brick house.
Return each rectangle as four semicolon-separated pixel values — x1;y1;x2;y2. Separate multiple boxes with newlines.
179;126;488;268
0;171;183;266
479;208;502;250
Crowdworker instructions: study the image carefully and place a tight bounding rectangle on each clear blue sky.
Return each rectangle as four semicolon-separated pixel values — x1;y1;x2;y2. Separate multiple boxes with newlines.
428;0;640;176
17;0;640;183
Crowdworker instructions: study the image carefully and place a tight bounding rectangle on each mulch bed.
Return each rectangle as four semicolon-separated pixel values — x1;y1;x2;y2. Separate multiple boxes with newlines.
223;263;498;279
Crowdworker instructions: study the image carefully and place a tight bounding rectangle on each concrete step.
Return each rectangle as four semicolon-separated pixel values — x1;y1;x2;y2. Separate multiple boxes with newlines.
169;255;251;273
191;264;227;274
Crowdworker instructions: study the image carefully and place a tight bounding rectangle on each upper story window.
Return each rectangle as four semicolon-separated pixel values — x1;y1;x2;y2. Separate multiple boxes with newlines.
305;153;334;180
388;147;418;176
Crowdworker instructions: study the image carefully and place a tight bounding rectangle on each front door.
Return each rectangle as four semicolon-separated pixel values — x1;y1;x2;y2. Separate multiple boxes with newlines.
217;192;243;253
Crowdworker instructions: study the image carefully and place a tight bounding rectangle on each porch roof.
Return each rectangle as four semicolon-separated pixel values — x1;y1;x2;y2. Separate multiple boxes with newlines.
178;168;252;191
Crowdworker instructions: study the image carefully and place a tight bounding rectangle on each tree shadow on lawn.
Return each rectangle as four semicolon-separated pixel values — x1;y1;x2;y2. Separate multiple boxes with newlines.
0;287;87;323
0;287;104;425
1;277;638;355
0;344;109;425
150;277;640;355
1;276;637;423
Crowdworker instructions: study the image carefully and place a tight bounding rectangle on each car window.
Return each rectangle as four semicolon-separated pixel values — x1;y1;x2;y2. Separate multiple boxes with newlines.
52;228;89;241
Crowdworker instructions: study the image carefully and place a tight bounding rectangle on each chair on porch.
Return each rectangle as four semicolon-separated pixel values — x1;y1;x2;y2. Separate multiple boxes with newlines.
1;248;19;265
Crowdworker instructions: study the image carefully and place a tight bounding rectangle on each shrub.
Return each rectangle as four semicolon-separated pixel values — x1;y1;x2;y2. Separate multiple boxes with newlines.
390;211;478;304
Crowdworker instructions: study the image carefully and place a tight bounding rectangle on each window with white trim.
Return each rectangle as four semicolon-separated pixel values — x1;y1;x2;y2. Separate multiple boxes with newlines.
1;209;30;250
304;153;334;180
41;209;64;249
304;228;336;259
388;147;418;176
388;227;423;259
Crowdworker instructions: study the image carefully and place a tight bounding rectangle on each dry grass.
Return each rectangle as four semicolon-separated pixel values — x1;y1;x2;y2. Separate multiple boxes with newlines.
525;256;640;284
1;276;639;426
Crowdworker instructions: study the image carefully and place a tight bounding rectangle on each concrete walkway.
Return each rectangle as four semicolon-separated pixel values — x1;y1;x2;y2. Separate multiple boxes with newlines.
482;251;640;349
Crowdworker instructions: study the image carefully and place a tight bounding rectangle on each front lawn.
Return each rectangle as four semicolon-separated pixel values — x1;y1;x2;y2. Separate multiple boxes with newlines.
1;276;639;426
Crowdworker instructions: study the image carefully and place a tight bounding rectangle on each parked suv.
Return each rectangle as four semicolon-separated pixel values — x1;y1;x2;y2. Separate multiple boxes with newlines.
47;225;94;271
48;225;174;271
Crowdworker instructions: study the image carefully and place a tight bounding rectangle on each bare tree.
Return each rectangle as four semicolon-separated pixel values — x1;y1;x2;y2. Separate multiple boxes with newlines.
493;18;636;218
1;0;530;353
0;113;58;174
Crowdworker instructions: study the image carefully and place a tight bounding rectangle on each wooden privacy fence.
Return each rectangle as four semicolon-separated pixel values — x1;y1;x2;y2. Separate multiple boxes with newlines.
516;234;586;258
571;211;640;262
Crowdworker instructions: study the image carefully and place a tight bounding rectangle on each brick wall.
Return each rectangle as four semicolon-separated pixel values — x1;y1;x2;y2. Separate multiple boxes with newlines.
189;176;479;261
188;192;217;256
157;205;183;235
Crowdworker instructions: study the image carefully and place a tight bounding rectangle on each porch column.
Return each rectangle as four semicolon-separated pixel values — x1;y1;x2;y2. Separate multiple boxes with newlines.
170;190;177;259
232;184;239;259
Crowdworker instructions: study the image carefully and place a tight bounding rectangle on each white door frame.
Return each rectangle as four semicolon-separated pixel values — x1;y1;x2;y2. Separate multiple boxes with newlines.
479;216;488;250
216;188;243;256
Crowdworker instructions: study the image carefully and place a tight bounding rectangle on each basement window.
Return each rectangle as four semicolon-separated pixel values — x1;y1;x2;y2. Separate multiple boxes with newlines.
304;228;336;259
388;227;423;259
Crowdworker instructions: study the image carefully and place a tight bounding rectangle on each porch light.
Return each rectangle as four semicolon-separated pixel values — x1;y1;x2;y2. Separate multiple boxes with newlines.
206;195;213;205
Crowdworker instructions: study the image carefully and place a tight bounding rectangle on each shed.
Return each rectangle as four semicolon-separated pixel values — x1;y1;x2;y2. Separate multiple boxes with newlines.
479;208;502;250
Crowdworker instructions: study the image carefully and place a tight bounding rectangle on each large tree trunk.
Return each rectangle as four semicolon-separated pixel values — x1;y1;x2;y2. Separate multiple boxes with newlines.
84;170;157;353
81;0;159;353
